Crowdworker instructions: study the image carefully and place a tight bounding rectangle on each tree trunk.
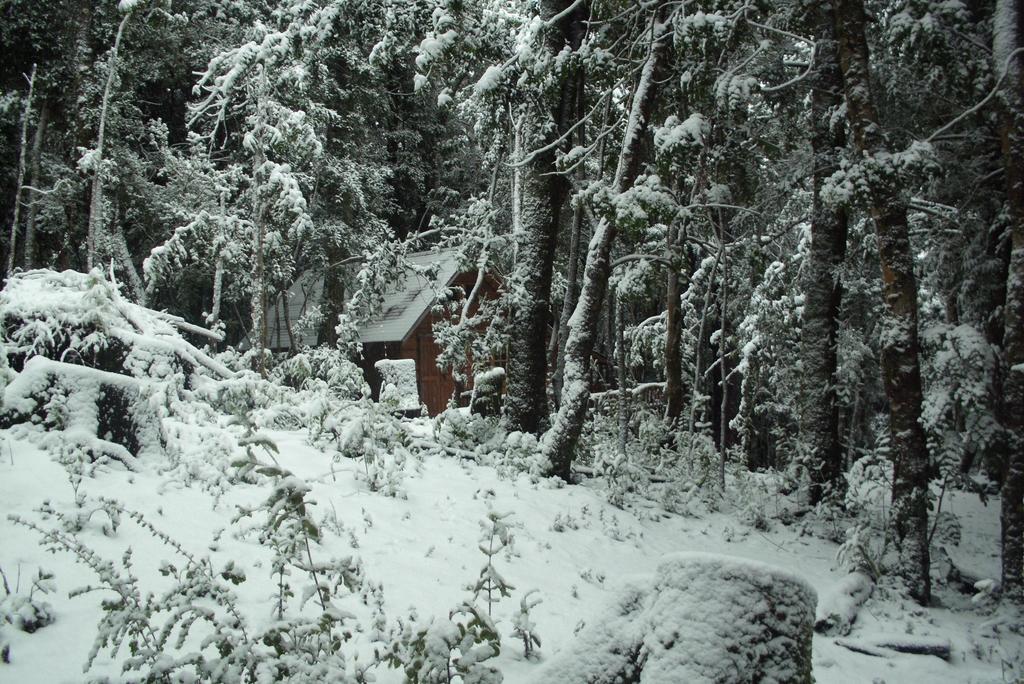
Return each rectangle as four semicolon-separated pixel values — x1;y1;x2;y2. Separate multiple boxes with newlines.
995;0;1024;595
87;10;133;270
834;0;931;605
6;64;36;278
802;2;849;506
24;100;48;270
615;295;629;458
504;0;586;435
718;234;728;491
543;9;670;480
552;72;589;406
664;226;686;425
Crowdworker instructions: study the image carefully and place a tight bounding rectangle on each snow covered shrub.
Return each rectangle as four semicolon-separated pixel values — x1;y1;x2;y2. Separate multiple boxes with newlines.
375;358;422;413
838;453;896;581
470;367;504;418
12;493;371;682
584;411;649;507
435;407;501;455
836;524;889;582
194;370;296;428
493;430;547;479
382;511;516;682
339;398;411;497
233;451;366;622
731;469;776;531
845;451;893;522
270;346;367;399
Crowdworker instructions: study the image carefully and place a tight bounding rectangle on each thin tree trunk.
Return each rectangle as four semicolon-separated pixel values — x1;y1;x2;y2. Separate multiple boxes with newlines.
664;225;686;425
616;295;629;458
686;247;722;470
543;9;671;480
834;0;931;605
719;234;728;492
6;64;36;278
111;210;145;304
87;10;134;270
24;100;48;270
995;0;1024;596
252;121;269;375
802;2;849;506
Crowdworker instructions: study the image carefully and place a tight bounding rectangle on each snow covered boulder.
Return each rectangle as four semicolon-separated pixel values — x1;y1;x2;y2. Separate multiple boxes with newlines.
0;269;230;458
537;553;816;684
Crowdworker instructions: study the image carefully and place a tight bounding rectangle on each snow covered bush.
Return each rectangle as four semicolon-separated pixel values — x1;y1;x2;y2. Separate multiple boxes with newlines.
470;511;516;617
270;346;367;400
535;553;816;684
920;323;1000;484
470;367;505;418
11;490;372;682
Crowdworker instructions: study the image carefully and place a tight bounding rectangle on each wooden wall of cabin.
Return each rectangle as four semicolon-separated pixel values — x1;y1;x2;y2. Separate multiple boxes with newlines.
360;271;503;417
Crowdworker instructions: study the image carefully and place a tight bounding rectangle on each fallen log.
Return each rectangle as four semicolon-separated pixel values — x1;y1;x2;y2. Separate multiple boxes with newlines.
835;634;951;660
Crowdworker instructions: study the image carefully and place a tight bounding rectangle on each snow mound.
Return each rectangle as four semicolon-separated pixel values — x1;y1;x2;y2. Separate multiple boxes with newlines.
815;571;874;636
536;552;816;684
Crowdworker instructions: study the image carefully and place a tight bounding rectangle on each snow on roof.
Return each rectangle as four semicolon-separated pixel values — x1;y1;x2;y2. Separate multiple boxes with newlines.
264;250;462;349
357;250;461;344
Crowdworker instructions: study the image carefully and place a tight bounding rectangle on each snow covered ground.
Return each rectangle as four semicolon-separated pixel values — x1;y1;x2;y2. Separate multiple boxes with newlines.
1;419;1021;683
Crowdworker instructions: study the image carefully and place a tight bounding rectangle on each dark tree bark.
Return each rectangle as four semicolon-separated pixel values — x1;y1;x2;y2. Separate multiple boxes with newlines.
802;2;849;506
543;9;671;480
834;0;931;604
318;245;347;348
664;226;690;426
504;0;587;434
995;0;1024;595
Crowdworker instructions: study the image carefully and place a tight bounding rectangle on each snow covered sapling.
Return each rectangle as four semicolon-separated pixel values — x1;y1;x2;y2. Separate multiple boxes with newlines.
510;589;542;659
232;452;363;621
383;511;515;682
0;564;56;663
384;604;504;684
339;398;411;497
471;511;516;617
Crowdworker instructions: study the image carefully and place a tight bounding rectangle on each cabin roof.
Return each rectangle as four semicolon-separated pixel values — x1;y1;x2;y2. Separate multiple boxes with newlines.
357;250;461;344
264;249;462;349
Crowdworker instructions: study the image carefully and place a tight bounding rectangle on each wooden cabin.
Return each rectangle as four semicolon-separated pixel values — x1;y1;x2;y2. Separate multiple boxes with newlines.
266;250;500;416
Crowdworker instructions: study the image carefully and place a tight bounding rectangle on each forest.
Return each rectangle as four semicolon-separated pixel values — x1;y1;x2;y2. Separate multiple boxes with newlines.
0;0;1023;681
